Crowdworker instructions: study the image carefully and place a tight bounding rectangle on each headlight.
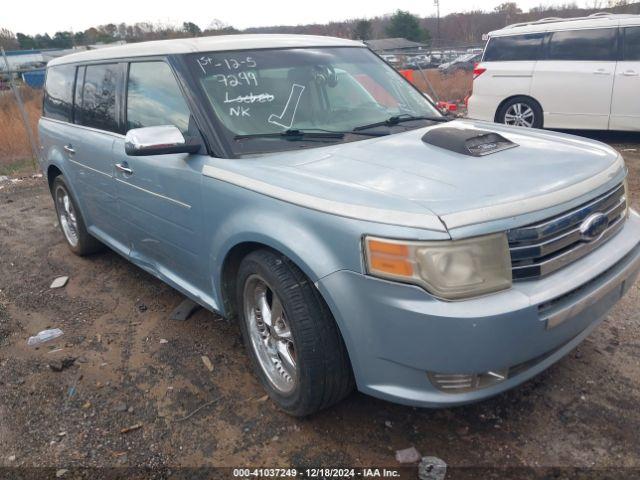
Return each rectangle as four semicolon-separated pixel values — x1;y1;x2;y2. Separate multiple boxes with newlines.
364;233;512;300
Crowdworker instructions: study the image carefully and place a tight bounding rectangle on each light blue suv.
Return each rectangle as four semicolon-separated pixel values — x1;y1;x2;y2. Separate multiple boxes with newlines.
39;34;640;416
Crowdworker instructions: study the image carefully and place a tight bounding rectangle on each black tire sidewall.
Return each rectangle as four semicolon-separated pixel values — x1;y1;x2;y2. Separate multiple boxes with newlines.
236;253;308;413
52;176;100;255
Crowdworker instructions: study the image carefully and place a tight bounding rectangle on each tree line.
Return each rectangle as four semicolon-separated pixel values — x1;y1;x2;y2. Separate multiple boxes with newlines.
1;2;639;52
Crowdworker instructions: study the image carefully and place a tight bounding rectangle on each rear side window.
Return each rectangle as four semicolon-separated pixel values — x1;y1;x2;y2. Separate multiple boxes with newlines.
43;65;75;121
548;28;617;61
483;34;545;61
76;64;119;132
623;27;640;61
126;61;190;134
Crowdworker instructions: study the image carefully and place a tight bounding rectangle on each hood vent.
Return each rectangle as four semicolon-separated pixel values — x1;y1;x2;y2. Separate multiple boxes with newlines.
422;127;518;157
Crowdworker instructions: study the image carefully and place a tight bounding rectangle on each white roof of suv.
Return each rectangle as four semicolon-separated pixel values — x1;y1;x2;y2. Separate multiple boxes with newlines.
49;34;364;67
488;12;640;37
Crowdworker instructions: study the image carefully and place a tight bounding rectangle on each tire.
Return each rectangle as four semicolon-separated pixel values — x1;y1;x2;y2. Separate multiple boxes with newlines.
236;249;353;416
52;175;104;256
497;96;543;129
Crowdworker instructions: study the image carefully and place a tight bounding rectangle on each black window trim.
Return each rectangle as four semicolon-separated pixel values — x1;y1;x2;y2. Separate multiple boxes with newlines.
72;65;84;125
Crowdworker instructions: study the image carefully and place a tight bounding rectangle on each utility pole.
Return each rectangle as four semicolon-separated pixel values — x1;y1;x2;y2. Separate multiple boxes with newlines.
434;0;440;45
1;47;40;172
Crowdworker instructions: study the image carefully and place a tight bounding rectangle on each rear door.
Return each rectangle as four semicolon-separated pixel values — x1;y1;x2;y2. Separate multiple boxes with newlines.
112;60;208;291
610;25;640;130
66;62;129;253
531;27;617;129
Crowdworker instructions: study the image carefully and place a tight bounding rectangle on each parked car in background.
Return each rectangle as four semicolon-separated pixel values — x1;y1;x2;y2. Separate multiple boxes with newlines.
468;13;640;130
39;34;640;416
406;54;432;70
438;53;481;74
380;53;401;68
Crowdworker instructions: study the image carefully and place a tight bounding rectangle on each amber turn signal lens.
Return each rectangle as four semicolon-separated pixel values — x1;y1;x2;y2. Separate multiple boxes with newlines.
367;239;410;257
366;239;414;277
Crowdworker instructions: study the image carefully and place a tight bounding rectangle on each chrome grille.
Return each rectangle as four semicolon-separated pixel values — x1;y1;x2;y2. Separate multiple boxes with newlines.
508;183;627;280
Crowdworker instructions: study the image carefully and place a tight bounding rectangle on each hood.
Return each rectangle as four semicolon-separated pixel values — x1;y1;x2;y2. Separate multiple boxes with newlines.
211;120;625;234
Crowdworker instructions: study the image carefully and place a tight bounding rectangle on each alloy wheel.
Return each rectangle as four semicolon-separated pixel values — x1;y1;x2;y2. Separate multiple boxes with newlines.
504;102;535;127
243;274;297;394
55;185;79;247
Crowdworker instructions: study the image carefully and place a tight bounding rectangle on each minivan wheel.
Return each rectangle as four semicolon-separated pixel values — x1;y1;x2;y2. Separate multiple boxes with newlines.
497;97;543;128
52;176;104;256
236;249;354;416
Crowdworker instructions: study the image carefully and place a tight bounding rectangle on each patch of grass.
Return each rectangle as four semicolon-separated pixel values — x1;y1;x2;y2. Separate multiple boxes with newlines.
0;87;42;167
0;157;36;176
410;69;473;103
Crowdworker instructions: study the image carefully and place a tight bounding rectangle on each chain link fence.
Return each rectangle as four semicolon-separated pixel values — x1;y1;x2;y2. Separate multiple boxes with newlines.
0;47;43;176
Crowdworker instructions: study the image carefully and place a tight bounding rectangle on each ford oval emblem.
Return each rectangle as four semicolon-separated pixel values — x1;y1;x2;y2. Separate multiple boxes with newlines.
579;213;608;242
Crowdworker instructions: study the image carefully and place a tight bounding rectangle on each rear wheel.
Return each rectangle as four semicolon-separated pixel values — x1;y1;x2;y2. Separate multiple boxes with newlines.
236;249;353;416
497;97;543;129
52;176;104;256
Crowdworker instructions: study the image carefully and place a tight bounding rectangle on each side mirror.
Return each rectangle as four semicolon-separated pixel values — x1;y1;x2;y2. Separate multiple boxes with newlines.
125;125;201;156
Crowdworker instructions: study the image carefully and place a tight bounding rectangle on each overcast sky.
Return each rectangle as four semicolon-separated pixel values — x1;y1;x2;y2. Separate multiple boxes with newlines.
5;0;593;35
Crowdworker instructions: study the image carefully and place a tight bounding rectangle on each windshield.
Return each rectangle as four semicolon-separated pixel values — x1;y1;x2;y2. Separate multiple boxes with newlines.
188;47;442;155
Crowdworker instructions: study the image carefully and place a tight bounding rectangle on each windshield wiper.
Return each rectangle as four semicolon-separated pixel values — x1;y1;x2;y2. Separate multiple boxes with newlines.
353;114;452;132
234;128;388;141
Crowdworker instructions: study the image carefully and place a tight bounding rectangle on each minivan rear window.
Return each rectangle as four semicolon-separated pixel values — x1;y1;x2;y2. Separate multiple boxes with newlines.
624;27;640;61
43;65;76;122
548;28;617;61
483;34;545;62
76;64;119;133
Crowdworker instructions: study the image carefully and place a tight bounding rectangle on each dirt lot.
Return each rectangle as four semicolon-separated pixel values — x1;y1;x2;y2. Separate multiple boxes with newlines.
1;132;640;479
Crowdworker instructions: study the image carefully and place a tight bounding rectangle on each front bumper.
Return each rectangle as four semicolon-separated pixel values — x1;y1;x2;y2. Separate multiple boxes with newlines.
317;211;640;407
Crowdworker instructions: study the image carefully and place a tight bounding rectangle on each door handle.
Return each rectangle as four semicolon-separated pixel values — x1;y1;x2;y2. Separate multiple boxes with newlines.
115;163;133;175
622;70;639;77
64;144;75;155
593;69;610;75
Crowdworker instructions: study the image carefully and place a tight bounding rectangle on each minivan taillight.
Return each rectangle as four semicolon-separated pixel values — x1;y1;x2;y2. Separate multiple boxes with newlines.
473;64;486;79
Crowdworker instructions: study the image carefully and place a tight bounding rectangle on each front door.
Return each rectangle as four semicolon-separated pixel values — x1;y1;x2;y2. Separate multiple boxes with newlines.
113;60;207;291
610;26;640;131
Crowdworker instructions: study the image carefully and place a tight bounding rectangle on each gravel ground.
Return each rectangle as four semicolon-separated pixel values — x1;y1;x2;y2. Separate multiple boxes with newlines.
0;131;639;479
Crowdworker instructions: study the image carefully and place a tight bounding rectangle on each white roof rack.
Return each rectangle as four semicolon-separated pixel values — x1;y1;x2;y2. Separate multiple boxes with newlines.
504;11;631;29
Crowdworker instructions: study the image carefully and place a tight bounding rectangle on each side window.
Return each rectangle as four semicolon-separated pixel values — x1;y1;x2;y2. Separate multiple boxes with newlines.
548;28;617;61
483;34;545;62
624;27;640;61
126;61;191;134
43;65;76;121
76;64;119;132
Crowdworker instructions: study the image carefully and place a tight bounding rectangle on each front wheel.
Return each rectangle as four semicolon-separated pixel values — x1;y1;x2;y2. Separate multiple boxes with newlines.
497;97;543;129
236;249;353;416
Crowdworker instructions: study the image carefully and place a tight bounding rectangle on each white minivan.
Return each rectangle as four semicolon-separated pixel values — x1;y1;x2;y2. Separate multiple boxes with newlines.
468;13;640;130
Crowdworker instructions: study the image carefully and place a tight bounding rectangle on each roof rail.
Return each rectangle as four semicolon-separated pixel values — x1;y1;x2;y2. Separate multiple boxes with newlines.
504;11;624;29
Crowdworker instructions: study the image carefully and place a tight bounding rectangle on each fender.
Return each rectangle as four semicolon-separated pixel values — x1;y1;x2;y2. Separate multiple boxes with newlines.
208;203;352;310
